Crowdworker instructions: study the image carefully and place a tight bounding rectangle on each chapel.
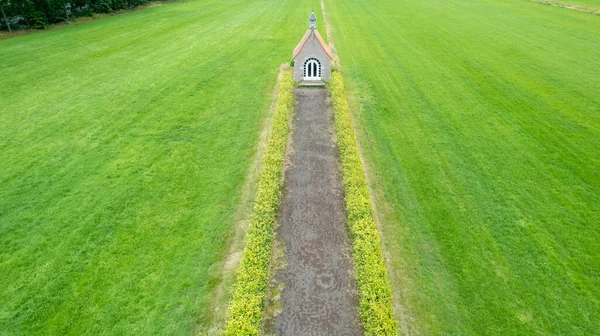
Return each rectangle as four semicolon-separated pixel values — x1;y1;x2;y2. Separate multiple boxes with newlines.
292;12;333;82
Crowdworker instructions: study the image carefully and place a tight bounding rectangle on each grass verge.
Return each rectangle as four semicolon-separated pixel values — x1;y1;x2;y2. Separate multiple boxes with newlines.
199;65;291;335
330;71;398;335
223;71;295;336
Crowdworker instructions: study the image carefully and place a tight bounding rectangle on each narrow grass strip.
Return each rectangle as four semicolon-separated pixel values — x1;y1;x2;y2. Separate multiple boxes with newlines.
330;71;399;335
223;71;295;336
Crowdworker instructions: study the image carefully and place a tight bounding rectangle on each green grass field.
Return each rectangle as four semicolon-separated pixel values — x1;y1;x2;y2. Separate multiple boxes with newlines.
326;0;600;334
0;0;314;334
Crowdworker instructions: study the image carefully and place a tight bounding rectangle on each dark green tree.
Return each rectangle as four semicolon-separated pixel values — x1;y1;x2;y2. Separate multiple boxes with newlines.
0;0;12;32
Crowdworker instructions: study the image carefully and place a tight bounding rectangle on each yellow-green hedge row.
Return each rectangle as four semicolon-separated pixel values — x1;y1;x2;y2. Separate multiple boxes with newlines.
223;72;295;335
330;72;399;335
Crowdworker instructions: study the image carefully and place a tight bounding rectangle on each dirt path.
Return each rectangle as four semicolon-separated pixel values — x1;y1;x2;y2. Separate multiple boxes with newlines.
531;0;600;14
273;88;362;335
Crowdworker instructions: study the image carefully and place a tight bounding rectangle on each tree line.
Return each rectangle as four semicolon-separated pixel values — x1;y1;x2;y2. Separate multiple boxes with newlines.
0;0;157;31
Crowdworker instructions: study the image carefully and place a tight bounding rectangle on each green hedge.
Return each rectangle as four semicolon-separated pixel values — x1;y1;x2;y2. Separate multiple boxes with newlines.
223;71;295;336
330;72;399;335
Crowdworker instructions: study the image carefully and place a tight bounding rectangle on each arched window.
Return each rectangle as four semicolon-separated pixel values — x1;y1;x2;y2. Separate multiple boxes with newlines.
303;58;322;80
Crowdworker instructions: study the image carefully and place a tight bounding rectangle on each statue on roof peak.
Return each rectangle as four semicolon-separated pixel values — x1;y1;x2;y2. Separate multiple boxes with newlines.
309;12;317;30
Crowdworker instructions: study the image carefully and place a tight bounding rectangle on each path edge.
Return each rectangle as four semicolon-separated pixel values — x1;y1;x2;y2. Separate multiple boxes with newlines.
531;0;600;14
330;72;399;335
223;70;296;336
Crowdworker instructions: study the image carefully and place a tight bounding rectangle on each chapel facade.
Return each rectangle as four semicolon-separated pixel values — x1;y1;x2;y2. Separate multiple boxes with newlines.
292;12;333;82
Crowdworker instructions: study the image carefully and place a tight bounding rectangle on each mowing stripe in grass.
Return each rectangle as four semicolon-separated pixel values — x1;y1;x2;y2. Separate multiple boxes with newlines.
223;71;295;336
330;72;398;335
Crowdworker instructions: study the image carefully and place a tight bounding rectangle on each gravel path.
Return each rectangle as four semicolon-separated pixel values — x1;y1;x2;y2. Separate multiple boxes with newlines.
274;88;362;335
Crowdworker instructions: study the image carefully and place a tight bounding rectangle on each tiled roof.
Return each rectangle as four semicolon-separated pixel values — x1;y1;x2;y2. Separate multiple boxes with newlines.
292;29;333;60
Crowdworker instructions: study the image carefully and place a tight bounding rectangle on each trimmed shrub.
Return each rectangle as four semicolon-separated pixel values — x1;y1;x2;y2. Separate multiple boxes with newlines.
330;71;399;335
223;71;295;336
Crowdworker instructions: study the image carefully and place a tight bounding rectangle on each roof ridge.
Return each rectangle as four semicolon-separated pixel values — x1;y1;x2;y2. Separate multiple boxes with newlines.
292;29;333;60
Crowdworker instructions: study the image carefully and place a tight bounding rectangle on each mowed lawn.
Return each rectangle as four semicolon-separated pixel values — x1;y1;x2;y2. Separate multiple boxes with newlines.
326;0;600;334
0;0;310;334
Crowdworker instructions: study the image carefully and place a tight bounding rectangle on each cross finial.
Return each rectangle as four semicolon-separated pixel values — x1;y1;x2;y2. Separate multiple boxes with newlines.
309;11;317;30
